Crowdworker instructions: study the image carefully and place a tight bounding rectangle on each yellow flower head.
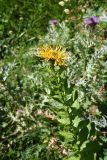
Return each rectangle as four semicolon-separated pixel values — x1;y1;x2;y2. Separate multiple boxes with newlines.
38;45;68;66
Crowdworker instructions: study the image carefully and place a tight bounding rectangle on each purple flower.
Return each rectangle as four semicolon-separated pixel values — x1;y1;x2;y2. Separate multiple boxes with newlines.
84;16;100;26
50;20;58;25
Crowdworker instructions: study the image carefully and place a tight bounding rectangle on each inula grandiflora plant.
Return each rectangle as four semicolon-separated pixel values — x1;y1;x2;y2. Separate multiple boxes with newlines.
1;0;107;160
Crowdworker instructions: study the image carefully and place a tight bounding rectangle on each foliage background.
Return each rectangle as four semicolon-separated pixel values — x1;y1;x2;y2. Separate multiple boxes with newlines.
1;0;107;160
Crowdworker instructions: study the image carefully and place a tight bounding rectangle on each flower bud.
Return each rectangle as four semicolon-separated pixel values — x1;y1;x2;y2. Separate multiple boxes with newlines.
59;1;65;6
82;9;85;12
19;17;23;20
8;30;13;35
64;9;70;14
65;19;69;23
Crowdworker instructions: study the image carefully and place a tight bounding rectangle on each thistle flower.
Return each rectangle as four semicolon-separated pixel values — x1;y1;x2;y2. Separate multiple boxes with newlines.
84;16;100;26
38;45;68;66
50;20;58;25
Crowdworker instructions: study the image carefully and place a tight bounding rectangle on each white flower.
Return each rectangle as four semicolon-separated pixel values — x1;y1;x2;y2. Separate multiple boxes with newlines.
59;1;65;6
65;19;69;23
8;30;13;34
64;9;70;14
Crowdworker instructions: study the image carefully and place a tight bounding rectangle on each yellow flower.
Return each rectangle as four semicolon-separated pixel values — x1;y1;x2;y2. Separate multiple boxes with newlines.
38;45;68;66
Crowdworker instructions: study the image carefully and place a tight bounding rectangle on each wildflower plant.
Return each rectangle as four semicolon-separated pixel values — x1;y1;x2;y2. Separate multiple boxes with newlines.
29;21;107;159
1;1;107;160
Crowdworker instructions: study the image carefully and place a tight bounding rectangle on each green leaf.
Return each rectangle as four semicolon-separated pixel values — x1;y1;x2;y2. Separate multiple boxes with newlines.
58;116;70;125
72;89;78;102
73;116;80;128
80;140;89;151
72;99;80;109
58;131;73;142
79;127;89;146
